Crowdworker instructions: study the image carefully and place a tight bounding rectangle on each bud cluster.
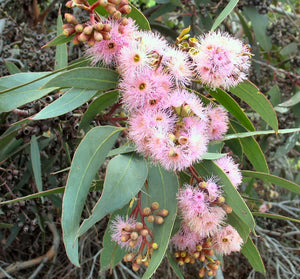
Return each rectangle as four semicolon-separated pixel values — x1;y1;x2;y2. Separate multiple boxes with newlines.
174;238;221;277
63;0;131;46
110;201;168;272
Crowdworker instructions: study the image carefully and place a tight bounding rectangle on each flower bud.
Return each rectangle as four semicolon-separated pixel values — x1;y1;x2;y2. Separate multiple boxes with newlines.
199;252;205;262
94;22;104;31
74;24;83;33
119;4;131;14
199;267;205;278
156;209;169;217
103;24;112;32
178;258;184;266
106;4;117;14
196;244;202;251
198;181;207;189
113;10;122;19
94;31;103;42
140;229;149;237
66;1;73;8
208;263;219;271
154;216;164;225
222;204;233;214
124;253;135;262
143;207;151;216
130;231;139;240
135;222;143;231
98;0;108;7
108;0;121;4
64;13;78;25
174;251;180;258
152;243;158;250
87;38;96;47
136;254;143;264
121;234;130;242
178;136;188;145
83;25;93;35
129;240;137;247
102;32;112;40
78;32;89;42
180;251;186;258
132;262;140;272
151;202;159;211
147;215;155;223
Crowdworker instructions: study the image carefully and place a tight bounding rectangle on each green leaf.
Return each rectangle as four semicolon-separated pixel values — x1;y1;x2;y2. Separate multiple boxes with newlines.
237;12;253;45
276;91;300;108
55;12;68;70
62;126;124;266
243;7;271;52
149;4;177;22
211;0;239;31
267;85;281;107
0;222;14;229
280;42;299;56
33;88;97;120
77;153;148;238
30;136;43;196
166;250;185;279
43;33;75;47
78;90;119;134
142;165;179;279
100;205;130;271
230;81;278;131
209;88;255;131
242;170;300;195
201;153;227;160
128;3;151;30
252;212;300;224
275;132;300;157
195;160;255;231
43;67;119;90
223;127;300;141
227;211;250;242
225;123;243;160
0;72;58;112
107;143;136;157
5;61;21;74
241;237;265;274
230;121;269;173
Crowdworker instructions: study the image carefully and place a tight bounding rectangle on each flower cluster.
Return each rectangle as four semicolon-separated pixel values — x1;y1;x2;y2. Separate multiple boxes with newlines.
170;156;243;276
86;17;249;170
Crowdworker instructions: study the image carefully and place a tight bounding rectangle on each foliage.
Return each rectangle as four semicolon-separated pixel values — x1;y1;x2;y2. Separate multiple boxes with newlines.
0;0;299;278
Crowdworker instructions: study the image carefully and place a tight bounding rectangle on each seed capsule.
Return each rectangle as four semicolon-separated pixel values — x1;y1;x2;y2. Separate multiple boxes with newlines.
143;207;151;216
147;215;155;223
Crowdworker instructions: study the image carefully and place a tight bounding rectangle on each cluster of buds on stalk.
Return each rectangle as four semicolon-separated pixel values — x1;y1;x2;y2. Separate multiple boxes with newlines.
174;238;221;277
62;0;131;46
111;198;169;272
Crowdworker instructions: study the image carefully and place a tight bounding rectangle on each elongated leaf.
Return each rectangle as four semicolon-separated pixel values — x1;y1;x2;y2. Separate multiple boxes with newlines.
78;90;119;134
30;136;43;195
128;3;151;30
5;61;21;74
225;123;243;160
100;205;130;271
211;0;239;31
252;212;300;224
227;211;250;242
209;88;255;131
33;88;97;120
237;12;253;45
243;7;271;52
43;33;75;47
107;143;136;157
77;153;148;238
195;160;255;231
241;237;265;274
55;12;68;70
43;67;119;90
242;170;300;195
230;121;269;173
0;72;58;112
268;85;281;107
149;4;177;22
230;81;278;131
202;153;227;160
275;132;300;157
166;250;185;279
223;127;300;141
277;91;300;108
62;126;123;266
0;181;103;206
142;165;179;279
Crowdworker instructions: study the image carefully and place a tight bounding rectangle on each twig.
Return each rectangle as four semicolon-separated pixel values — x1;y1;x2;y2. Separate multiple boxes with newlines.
86;249;102;279
0;267;14;279
0;219;60;279
118;262;140;279
269;6;300;21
